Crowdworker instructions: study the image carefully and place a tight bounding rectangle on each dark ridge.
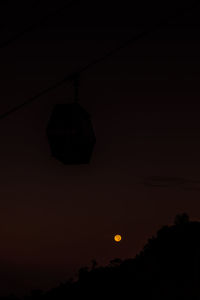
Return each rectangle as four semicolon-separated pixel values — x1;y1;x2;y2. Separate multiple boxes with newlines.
1;213;200;300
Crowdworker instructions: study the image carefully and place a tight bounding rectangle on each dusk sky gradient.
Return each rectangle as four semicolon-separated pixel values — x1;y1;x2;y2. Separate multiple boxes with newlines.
1;0;200;295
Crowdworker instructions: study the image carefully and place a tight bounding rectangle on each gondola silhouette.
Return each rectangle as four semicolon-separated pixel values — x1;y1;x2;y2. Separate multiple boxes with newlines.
46;75;96;164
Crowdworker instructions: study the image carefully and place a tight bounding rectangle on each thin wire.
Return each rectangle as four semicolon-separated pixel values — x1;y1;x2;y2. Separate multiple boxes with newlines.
0;0;199;120
0;0;81;49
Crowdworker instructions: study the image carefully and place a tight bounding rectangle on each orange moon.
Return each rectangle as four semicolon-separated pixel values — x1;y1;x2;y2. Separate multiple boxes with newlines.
114;234;122;242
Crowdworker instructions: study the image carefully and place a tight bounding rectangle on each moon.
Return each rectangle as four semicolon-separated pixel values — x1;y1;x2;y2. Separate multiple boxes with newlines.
114;234;122;242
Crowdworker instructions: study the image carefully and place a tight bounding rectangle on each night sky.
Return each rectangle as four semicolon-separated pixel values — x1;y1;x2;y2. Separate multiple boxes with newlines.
1;0;200;296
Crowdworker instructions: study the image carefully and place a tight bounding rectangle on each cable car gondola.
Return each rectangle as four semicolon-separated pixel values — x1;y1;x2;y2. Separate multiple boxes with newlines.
46;75;96;164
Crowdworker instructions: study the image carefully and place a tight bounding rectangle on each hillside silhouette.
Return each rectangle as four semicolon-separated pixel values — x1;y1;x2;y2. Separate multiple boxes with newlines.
1;213;200;300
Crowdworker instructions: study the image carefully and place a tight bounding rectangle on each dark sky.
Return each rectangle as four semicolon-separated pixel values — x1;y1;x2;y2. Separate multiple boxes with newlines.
1;0;200;296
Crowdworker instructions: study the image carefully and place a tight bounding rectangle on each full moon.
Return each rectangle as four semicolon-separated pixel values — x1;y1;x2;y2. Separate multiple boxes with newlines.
114;234;122;242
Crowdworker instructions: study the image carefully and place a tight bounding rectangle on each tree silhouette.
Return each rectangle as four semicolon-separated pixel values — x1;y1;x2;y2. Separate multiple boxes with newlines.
174;212;189;225
91;259;98;270
1;213;200;300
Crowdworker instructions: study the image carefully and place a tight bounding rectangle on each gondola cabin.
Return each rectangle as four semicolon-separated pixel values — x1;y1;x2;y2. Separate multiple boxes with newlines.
46;103;96;164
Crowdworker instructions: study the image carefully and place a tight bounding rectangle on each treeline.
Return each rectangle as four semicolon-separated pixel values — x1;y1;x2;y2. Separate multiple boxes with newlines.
1;213;200;300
